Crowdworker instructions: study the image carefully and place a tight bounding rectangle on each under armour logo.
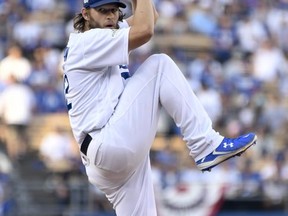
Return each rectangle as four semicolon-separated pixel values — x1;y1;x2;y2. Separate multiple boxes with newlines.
223;142;234;148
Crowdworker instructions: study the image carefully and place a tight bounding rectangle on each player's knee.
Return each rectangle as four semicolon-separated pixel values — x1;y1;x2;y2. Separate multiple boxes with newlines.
149;53;171;63
147;53;177;70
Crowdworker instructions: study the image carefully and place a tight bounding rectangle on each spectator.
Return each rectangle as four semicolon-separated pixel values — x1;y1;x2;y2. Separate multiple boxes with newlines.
0;44;31;85
26;47;66;113
222;50;246;79
212;14;238;63
251;38;288;85
265;3;288;53
235;12;268;55
39;126;79;174
39;126;81;214
26;47;53;92
197;79;223;124
260;92;287;133
156;0;185;33
230;57;262;100
187;3;217;36
12;13;43;55
24;0;56;12
0;74;36;161
238;158;263;198
187;51;223;91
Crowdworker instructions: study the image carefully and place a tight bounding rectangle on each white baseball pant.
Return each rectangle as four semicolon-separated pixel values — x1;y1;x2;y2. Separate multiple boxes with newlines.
83;54;223;216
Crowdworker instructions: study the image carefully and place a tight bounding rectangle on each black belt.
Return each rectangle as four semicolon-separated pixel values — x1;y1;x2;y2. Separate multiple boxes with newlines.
80;134;92;156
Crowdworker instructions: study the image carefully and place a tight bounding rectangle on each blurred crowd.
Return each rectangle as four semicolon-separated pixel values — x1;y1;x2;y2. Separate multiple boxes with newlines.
150;0;288;213
0;0;288;215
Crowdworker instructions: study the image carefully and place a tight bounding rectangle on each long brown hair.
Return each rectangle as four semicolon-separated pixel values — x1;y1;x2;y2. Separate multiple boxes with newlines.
73;9;125;33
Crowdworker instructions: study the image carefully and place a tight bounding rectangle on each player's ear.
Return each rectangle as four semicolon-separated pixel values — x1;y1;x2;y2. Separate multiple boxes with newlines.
82;8;89;21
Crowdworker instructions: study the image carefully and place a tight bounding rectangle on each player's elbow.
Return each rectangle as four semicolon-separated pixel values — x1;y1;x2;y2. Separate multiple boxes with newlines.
129;25;154;50
142;25;154;41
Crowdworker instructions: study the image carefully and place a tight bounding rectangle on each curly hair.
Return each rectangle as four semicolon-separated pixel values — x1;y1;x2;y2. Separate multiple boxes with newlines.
73;9;125;33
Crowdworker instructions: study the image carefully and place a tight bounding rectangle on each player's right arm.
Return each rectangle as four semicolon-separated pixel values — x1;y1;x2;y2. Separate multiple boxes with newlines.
128;0;158;52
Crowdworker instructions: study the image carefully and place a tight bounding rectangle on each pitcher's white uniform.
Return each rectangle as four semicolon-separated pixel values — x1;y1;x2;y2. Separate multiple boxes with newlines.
63;20;223;216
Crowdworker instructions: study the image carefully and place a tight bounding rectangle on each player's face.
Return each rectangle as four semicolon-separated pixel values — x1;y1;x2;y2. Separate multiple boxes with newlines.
86;4;120;29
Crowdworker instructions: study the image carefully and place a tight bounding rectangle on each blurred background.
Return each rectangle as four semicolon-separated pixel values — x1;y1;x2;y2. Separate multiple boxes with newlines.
0;0;288;215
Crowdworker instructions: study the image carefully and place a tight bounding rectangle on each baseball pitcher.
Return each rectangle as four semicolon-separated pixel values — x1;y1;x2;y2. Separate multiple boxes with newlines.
63;0;257;215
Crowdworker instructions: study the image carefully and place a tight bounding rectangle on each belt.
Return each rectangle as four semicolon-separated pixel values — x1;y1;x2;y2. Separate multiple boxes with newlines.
80;134;92;156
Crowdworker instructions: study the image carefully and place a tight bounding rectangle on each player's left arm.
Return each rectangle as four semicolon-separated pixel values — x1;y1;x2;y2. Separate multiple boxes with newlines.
125;0;158;26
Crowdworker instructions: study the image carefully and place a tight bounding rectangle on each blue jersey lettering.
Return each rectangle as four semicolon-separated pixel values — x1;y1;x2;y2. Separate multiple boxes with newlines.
119;65;130;80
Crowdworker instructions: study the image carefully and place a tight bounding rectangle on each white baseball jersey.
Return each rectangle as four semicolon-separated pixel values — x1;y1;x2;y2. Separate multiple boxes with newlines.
63;21;130;145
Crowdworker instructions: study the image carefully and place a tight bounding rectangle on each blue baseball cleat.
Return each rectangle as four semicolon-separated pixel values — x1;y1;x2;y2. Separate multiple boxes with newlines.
196;133;257;172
